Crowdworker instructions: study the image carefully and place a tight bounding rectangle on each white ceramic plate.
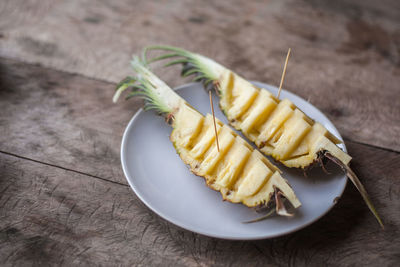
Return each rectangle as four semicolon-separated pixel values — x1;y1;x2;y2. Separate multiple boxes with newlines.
121;82;347;240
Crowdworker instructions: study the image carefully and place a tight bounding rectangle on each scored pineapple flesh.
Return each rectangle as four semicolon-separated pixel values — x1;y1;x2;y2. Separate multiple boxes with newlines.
218;70;352;168
170;103;301;208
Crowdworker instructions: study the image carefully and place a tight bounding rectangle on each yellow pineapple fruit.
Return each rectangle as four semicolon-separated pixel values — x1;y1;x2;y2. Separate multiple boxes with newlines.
114;56;301;217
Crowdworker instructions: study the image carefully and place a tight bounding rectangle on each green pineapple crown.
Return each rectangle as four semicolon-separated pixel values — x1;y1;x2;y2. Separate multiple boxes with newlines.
113;56;174;115
144;45;225;88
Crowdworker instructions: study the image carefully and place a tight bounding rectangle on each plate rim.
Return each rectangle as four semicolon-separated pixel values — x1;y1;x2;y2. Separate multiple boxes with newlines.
120;82;348;240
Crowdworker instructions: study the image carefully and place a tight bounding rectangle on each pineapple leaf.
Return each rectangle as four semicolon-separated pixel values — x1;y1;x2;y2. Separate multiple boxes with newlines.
164;59;192;67
114;56;175;116
113;76;137;103
193;75;208;82
147;53;181;63
182;68;199;78
243;208;275;223
145;45;224;83
324;152;384;229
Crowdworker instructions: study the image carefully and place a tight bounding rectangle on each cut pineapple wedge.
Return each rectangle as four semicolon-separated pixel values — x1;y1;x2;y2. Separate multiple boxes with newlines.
172;107;301;208
219;70;351;168
115;56;301;214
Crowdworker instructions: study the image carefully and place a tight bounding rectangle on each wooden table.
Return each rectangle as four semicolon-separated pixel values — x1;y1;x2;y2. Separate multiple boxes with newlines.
1;0;399;266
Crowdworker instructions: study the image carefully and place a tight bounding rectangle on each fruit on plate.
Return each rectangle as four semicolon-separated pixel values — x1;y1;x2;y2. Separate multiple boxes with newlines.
113;56;301;217
145;45;383;228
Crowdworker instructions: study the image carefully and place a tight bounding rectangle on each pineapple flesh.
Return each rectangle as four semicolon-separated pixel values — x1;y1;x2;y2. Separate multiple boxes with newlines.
171;103;301;208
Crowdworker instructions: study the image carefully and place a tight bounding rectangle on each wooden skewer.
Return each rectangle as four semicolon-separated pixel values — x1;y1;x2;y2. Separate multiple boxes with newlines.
277;48;291;99
209;90;220;152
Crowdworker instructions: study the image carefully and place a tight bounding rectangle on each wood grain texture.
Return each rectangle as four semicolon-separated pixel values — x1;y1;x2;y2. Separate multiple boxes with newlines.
0;58;137;184
0;0;399;150
0;0;399;265
0;152;198;266
0;140;399;266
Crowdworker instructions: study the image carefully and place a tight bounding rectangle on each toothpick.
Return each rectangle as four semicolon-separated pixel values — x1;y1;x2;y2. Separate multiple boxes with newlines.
277;48;291;99
209;90;220;152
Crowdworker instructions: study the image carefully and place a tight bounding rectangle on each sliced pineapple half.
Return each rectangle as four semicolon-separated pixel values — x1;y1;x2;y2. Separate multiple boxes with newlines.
217;71;352;168
114;56;301;215
146;45;383;228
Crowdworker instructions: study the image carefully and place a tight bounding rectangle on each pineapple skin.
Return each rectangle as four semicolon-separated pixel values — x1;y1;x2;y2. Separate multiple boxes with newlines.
217;70;352;168
170;103;301;209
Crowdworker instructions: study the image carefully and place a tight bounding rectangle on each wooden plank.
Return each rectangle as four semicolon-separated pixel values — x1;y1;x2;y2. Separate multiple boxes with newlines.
0;0;399;151
0;152;197;266
0;140;399;266
0;58;139;184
